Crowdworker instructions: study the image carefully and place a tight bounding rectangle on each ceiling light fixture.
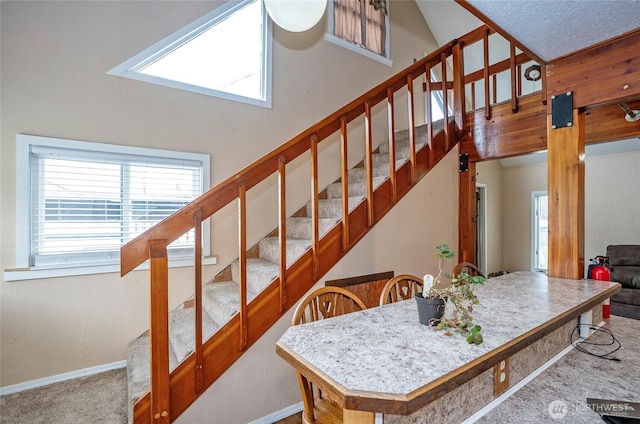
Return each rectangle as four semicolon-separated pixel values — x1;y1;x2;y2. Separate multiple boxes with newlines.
524;64;542;82
618;103;640;122
263;0;327;33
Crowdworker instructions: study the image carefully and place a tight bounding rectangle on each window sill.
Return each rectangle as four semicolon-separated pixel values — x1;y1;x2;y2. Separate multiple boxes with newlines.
324;34;393;67
3;256;218;282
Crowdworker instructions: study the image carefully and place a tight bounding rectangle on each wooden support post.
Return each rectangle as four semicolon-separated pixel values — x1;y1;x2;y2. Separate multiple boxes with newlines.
458;161;477;264
149;240;170;424
547;109;585;279
278;156;287;313
340;118;350;251
453;43;467;134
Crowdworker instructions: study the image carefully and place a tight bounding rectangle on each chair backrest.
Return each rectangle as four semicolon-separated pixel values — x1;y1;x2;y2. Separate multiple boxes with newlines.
452;262;486;278
379;274;424;305
292;286;367;326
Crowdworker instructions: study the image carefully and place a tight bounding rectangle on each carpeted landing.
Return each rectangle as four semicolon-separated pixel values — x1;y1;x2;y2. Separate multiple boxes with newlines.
0;368;127;424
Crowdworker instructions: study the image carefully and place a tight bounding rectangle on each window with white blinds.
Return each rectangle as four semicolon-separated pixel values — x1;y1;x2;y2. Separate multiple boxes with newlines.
16;135;210;269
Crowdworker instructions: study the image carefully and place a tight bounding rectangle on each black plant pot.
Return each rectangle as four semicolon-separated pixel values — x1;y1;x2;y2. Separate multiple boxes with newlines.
415;293;445;325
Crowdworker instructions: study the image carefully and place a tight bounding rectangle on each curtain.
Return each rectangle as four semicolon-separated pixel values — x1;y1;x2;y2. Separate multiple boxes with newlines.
334;0;385;56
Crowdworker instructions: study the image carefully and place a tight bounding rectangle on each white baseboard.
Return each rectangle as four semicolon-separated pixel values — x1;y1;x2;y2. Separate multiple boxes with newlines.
248;402;303;424
0;360;127;396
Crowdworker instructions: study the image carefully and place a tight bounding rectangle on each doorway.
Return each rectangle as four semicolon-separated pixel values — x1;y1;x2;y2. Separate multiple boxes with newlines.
476;184;487;274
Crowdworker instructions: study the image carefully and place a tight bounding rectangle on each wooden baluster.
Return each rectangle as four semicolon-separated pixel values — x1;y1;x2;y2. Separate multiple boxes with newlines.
517;64;522;96
441;52;449;151
471;82;476;111
453;43;466;134
509;44;519;113
387;88;397;203
238;183;247;350
193;211;204;393
278;156;287;313
310;135;320;278
541;64;548;105
340;118;349;251
364;102;374;227
149;239;170;424
492;74;497;104
406;75;416;183
425;64;434;168
483;28;491;120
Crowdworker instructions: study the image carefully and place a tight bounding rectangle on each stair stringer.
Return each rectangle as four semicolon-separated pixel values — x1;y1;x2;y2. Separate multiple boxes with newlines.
130;119;459;424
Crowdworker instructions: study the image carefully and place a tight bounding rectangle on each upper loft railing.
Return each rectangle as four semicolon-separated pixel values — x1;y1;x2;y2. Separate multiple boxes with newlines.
120;25;544;424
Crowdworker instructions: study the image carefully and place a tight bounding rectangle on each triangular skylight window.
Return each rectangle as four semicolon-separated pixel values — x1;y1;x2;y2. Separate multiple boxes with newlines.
108;0;272;108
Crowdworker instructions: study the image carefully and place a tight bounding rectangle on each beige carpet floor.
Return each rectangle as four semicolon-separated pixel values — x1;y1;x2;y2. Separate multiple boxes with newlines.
0;368;127;424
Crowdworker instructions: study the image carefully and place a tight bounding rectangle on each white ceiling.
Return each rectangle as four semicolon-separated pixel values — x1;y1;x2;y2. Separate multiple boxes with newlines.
416;0;640;63
462;0;640;63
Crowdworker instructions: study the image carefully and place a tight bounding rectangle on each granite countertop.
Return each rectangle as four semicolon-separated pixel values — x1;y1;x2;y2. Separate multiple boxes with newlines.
277;272;620;397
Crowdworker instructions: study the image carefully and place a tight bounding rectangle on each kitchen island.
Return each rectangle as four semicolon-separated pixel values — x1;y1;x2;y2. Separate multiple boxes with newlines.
276;272;620;423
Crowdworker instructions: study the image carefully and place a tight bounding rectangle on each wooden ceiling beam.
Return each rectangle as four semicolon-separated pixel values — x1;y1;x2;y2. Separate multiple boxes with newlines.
461;97;640;162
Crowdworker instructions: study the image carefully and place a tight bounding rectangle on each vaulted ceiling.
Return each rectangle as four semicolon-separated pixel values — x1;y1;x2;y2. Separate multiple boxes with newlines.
416;0;640;63
415;0;640;163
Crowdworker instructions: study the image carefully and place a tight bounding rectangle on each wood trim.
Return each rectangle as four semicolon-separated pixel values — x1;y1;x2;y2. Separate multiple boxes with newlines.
441;53;450;151
149;240;170;424
278;156;287;312
483;29;491;120
365;103;374;227
546;29;640;109
340;118;350;251
238;183;248;350
547;110;585;279
407;75;417;183
458;161;476;264
193;212;204;393
462;96;640;162
387;89;397;203
326;271;394;288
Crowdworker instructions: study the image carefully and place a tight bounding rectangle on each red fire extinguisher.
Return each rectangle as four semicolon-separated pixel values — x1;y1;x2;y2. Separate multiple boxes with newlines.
590;255;611;318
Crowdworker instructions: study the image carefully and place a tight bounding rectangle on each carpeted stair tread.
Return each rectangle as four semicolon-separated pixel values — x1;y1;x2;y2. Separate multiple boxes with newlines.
259;236;312;266
306;196;365;218
326;176;388;199
389;120;444;147
286;216;340;239
168;307;220;364
231;258;279;294
347;164;392;181
126;334;180;424
202;280;247;325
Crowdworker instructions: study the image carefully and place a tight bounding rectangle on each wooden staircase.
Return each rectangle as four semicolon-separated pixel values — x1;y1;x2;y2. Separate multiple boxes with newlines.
120;25;546;423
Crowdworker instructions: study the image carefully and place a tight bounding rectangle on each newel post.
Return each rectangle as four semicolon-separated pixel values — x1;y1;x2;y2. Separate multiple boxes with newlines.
149;239;170;423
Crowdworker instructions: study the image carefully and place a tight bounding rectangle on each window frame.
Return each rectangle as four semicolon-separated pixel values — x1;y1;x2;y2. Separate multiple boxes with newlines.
325;0;392;67
531;190;548;273
8;134;213;282
107;0;273;108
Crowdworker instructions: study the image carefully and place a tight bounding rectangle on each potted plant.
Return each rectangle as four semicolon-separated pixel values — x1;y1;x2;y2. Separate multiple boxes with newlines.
415;244;486;345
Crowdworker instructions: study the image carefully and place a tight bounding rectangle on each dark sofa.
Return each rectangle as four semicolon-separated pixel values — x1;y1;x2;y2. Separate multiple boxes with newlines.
607;244;640;320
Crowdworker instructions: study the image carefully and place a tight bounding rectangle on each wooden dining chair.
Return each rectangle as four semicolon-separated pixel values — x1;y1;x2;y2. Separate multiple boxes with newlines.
291;286;367;423
379;274;424;305
452;262;486;278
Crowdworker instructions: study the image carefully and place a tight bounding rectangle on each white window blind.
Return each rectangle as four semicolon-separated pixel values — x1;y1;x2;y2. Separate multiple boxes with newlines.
18;135;209;269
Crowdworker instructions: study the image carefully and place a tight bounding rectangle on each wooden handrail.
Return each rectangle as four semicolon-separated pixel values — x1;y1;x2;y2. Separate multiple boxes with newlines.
121;24;546;424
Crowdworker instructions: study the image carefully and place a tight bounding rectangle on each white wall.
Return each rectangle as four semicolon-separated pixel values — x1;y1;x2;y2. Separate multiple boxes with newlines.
484;149;640;274
476;160;503;275
1;1;455;421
